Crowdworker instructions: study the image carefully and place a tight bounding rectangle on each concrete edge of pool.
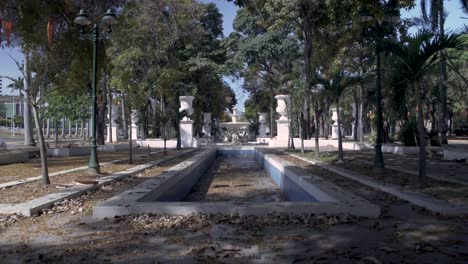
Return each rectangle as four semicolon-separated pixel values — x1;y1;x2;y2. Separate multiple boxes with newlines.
93;147;380;219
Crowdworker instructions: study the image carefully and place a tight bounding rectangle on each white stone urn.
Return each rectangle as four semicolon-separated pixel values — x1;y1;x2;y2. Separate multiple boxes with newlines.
179;96;195;120
275;95;290;121
202;112;212;137
258;112;267;137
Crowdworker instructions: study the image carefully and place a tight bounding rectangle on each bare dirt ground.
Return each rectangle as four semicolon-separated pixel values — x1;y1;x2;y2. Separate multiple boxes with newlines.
184;157;286;203
0;150;467;263
337;151;468;205
0;148;157;184
288;148;468;205
0;150;177;204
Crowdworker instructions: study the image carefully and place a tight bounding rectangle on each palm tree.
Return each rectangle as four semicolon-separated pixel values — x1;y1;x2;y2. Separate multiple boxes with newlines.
420;0;468;144
315;70;361;163
384;30;464;186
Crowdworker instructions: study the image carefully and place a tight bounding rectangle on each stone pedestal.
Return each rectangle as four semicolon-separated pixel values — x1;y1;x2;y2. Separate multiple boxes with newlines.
131;126;138;140
107;124;119;142
331;124;344;139
180;120;194;148
276;119;290;141
331;124;339;139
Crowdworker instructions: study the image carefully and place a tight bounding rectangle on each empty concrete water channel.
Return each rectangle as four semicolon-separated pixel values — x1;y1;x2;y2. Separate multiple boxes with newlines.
94;147;380;218
184;150;286;203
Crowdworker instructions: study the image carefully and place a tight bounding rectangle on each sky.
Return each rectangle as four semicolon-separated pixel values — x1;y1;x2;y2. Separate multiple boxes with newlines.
1;0;466;110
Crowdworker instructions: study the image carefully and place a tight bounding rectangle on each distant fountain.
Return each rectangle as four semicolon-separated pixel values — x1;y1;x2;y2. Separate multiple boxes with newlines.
219;107;250;144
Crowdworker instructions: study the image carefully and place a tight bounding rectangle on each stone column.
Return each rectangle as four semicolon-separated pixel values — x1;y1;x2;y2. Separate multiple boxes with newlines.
258;112;267;138
179;96;194;148
202;112;212;138
131;110;139;140
275;95;290;141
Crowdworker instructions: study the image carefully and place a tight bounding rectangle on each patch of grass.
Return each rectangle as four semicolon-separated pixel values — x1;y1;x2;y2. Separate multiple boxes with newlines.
286;149;338;163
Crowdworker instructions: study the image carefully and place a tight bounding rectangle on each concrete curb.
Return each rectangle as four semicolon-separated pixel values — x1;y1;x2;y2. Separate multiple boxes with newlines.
0;150;195;216
290;153;468;216
93;148;380;219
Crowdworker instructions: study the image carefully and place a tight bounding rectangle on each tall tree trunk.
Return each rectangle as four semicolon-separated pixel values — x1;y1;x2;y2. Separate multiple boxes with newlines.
46;118;50;138
98;67;109;145
32;105;49;185
108;93;113;143
319;114;325;136
141;109;147;140
358;67;368;142
68;119;72;138
303;18;313;140
54;119;58;148
61;118;66;138
337;99;344;163
353;95;359;141
129;116;133;165
438;0;448;145
75;120;79;137
289;94;295;149
269;98;274;138
97;101;106;145
80;119;84;138
313;98;320;156
299;112;304;154
324;98;330;140
121;93;129;140
415;82;427;187
87;118;91;138
23;51;36;146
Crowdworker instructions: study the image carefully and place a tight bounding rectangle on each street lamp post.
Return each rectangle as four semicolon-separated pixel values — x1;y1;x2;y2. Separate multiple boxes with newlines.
74;9;117;175
359;5;399;172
